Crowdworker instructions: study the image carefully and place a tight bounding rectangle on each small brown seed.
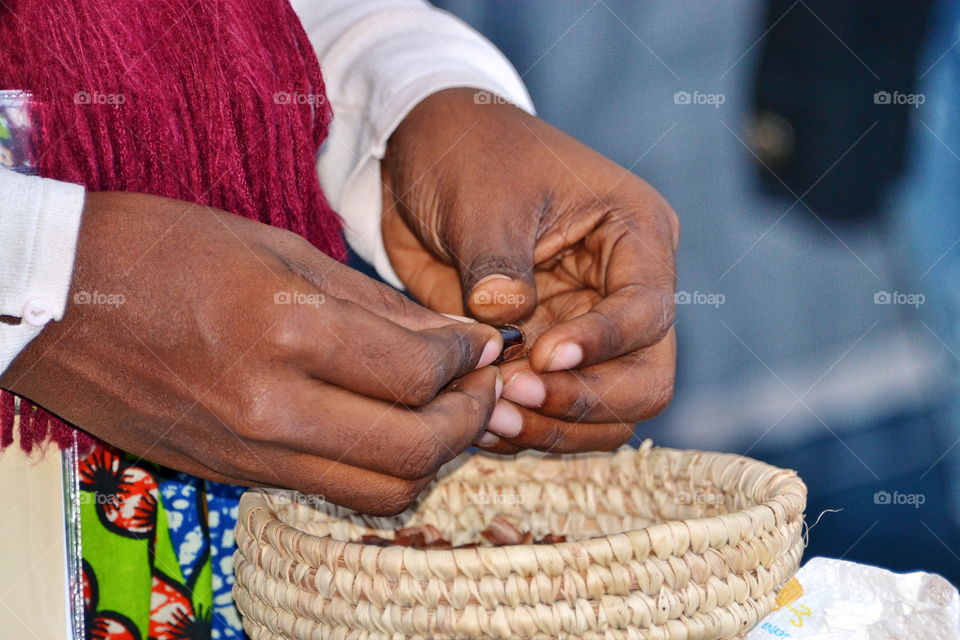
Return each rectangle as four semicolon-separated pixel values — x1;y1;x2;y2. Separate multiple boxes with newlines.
494;325;526;364
538;533;567;544
361;534;393;547
480;514;525;545
360;519;566;548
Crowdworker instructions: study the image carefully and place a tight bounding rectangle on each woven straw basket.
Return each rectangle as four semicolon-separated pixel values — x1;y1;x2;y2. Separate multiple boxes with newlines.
233;442;806;640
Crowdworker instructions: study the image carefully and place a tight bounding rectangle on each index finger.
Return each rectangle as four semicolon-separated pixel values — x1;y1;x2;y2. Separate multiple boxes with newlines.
268;367;501;481
289;294;500;406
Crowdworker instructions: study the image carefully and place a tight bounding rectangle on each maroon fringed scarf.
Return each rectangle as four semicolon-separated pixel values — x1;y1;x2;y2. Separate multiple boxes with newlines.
0;0;345;454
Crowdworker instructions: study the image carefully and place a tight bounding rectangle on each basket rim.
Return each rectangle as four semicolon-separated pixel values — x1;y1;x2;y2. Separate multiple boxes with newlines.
239;444;807;558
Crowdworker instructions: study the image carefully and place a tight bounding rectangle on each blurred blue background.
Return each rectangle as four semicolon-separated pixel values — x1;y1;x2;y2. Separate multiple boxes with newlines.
357;0;960;583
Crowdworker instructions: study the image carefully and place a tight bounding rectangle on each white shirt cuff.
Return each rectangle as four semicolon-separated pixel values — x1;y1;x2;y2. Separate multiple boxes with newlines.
0;169;85;373
296;0;534;288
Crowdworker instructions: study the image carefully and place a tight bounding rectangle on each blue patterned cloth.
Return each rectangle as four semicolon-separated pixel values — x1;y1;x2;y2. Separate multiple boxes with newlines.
158;473;246;639
207;482;247;639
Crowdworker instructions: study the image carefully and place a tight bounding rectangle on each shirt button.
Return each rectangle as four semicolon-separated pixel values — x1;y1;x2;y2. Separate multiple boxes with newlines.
22;299;54;327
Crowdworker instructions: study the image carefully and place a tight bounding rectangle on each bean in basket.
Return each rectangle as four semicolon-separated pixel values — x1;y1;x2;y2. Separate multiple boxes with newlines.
480;514;529;544
359;516;565;549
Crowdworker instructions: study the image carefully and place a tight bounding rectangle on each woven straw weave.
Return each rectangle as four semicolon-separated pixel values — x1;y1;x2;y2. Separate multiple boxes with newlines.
233;443;806;640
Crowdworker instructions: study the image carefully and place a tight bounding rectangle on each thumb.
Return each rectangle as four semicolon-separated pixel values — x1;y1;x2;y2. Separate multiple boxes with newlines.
458;233;537;324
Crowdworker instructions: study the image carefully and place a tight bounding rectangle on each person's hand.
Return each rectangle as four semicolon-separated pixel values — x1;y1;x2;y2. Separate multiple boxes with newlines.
381;88;679;454
0;192;503;514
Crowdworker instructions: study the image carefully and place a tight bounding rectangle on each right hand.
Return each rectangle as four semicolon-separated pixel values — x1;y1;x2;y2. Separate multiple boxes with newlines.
0;192;503;515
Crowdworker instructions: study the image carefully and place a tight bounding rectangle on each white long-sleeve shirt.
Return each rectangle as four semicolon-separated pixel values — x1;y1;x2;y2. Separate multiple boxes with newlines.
0;0;533;375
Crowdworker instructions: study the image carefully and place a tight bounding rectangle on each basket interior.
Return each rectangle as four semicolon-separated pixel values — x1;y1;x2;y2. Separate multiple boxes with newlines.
258;445;794;547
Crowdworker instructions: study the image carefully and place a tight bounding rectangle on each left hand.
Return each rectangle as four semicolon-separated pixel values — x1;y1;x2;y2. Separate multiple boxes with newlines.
381;88;679;454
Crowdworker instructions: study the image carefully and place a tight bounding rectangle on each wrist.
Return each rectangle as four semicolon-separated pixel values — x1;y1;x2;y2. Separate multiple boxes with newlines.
384;87;529;179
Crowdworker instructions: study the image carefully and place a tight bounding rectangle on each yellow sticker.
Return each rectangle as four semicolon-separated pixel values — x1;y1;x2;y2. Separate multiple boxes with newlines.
773;577;804;610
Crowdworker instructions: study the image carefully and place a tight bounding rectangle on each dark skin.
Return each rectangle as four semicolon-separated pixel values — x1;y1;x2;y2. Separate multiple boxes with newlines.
1;192;503;515
1;88;678;513
383;88;679;454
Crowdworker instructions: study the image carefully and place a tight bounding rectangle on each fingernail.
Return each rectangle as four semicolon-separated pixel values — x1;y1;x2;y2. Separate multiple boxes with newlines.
476;431;501;447
476;273;513;286
476;338;501;369
544;342;582;372
495;373;504;401
488;400;523;437
502;372;545;408
441;313;475;323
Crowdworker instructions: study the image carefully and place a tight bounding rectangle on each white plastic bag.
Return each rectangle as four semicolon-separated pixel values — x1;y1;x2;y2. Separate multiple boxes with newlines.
745;557;959;639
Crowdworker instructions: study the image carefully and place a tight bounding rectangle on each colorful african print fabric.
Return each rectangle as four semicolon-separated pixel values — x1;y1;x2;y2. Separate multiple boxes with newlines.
79;446;245;640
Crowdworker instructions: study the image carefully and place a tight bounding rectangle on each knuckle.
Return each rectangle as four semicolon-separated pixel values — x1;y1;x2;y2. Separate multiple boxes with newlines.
645;187;680;249
446;388;485;419
435;390;487;438
264;315;305;357
399;333;467;405
535;422;568;453
401;364;446;406
608;423;635;449
368;281;414;317
275;227;324;265
636;372;675;420
654;289;676;335
591;310;623;356
463;393;485;424
449;327;476;373
429;328;470;376
274;225;311;248
391;436;445;480
563;384;603;421
366;482;424;516
233;387;287;443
